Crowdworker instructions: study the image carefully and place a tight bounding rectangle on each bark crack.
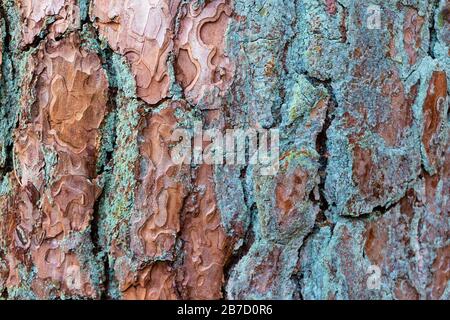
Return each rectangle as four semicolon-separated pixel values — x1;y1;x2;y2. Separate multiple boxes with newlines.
0;0;17;175
427;0;439;59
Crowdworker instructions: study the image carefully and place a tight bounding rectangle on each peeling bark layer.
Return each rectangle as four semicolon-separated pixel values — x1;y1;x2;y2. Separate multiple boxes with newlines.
0;0;448;300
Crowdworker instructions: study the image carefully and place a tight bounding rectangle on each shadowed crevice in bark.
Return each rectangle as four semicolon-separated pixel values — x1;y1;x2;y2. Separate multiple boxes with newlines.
428;0;439;59
0;1;16;175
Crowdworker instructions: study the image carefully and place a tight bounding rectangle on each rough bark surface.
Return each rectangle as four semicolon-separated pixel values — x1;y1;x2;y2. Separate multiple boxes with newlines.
0;0;448;300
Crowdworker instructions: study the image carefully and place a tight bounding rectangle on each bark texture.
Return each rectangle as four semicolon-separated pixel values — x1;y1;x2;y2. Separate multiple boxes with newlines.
0;0;448;300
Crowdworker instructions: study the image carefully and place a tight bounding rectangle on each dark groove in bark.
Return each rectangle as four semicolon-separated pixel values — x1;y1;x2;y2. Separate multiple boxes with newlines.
221;206;256;299
315;88;334;215
21;25;51;52
81;9;118;298
428;0;439;59
0;1;15;175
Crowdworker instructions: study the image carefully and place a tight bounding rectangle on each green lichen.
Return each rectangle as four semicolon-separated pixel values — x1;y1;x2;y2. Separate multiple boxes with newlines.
0;0;29;170
282;147;320;171
78;0;89;22
96;111;117;174
92;48;142;298
7;265;38;300
0;173;11;196
286;76;328;124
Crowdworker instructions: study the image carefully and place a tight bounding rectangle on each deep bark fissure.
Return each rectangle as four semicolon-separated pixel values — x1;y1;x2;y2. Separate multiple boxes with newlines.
315;81;335;215
427;0;439;59
0;1;16;175
221;204;256;299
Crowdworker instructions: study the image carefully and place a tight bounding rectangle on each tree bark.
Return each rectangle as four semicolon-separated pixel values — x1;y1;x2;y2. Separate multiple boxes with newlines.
0;0;448;300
